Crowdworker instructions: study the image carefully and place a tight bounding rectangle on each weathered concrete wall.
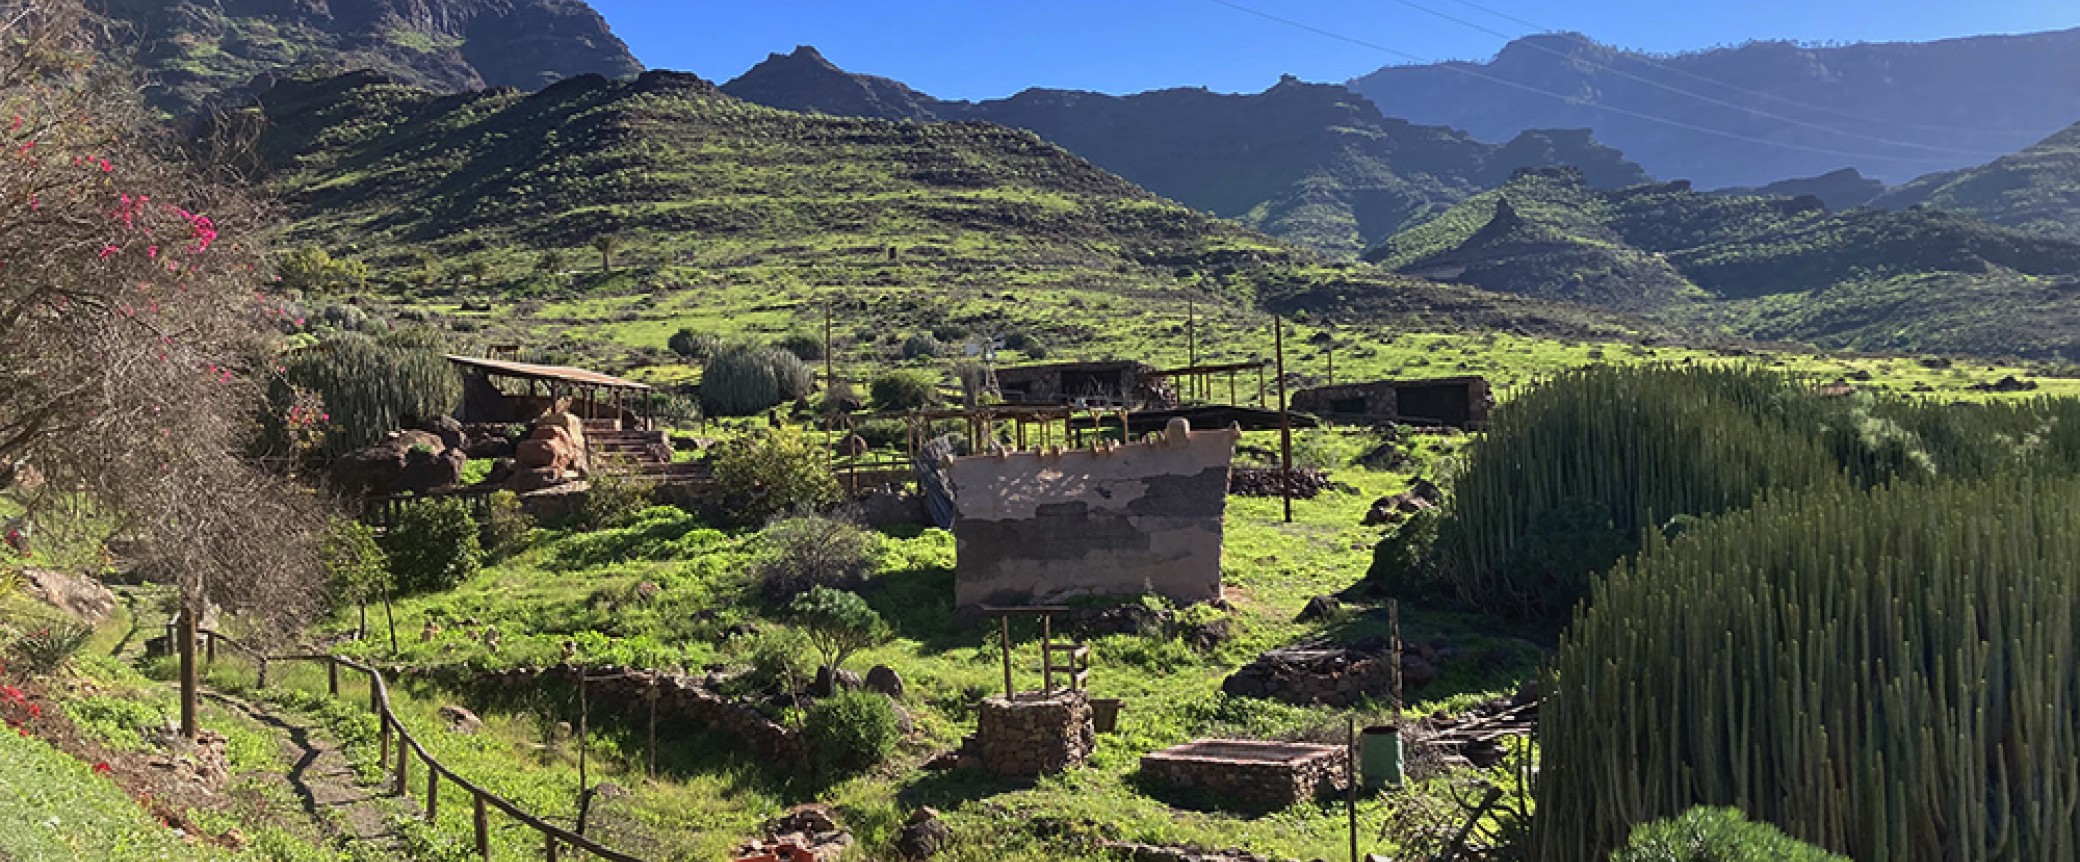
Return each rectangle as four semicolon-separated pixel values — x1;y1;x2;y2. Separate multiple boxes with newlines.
948;421;1238;608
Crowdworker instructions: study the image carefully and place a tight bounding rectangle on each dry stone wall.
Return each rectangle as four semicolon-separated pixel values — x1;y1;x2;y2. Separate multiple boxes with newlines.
975;691;1095;777
1139;740;1349;811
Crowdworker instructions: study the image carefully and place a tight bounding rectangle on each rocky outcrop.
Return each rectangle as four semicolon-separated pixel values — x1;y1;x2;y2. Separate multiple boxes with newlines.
19;568;118;625
331;428;469;497
108;0;644;116
1220;646;1439;708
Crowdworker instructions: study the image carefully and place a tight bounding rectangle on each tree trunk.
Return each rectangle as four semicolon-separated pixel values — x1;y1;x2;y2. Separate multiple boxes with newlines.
177;604;199;739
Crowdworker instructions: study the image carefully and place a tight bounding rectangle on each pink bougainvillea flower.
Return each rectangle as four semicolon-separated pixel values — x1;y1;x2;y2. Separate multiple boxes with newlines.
92;762;112;775
98;244;118;259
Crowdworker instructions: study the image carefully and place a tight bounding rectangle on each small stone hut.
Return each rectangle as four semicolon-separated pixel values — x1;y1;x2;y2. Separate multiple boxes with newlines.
993;361;1178;410
1289;375;1491;429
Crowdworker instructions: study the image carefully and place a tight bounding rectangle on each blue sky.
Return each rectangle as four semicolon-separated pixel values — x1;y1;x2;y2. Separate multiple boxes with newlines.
588;1;2076;100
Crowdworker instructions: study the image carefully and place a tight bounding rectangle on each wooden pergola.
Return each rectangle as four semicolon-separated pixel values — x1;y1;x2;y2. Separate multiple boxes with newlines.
446;355;653;428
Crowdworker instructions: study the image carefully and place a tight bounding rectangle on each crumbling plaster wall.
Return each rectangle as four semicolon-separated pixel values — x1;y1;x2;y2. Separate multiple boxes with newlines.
948;422;1239;608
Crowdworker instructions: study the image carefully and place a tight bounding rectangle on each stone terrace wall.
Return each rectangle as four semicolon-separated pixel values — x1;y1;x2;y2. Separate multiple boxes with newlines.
475;665;804;764
1140;740;1349;811
949;421;1239;608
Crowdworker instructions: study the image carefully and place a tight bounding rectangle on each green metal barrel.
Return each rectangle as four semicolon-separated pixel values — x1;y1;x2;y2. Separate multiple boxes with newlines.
1360;724;1404;790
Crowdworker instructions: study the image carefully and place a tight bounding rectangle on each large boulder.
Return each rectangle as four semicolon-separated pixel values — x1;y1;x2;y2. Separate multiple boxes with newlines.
398;447;467;493
419;415;467;451
20;568;117;625
331;429;451;497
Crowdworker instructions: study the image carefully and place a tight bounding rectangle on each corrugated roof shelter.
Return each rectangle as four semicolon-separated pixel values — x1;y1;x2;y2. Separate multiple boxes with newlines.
446;355;652;427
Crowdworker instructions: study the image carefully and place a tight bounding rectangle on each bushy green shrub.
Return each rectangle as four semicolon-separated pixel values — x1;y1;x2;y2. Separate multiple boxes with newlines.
668;328;722;360
1364;507;1441;598
1535;477;2080;861
854;418;908;450
1610;808;1846;862
756;514;877;604
727;626;815;697
277;246;369;293
804;689;899;777
790;587;887;675
4;616;91;674
382;498;482;594
899;334;940;360
700;345;815;417
322;518;390;607
480;491;534;559
708;427;842;528
870;370;939;411
571;462;652;531
283;334;461;455
775;331;825;361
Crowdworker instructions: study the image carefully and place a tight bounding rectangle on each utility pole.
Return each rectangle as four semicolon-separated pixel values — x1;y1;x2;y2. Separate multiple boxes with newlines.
1275;317;1293;524
1187;299;1198;401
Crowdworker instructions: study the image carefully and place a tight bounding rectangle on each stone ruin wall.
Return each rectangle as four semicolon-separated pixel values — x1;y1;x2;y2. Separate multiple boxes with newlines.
947;423;1240;608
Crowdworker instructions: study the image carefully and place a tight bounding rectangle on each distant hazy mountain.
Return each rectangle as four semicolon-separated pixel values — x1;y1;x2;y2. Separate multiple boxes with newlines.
1369;168;2080;357
1874;122;2080;241
94;0;643;115
722;46;1649;256
1350;30;2080;189
1717;168;1887;211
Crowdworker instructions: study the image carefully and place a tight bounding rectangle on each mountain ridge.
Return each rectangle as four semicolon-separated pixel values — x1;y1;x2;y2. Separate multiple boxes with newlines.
720;46;1651;256
1350;29;2080;189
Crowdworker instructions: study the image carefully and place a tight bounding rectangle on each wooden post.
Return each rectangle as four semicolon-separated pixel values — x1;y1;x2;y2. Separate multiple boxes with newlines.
1258;364;1267;408
257;657;269;689
327;660;339;697
370;671;383;714
205;630;216;664
1347;715;1359;862
474;794;491;860
379;714;391;769
426;766;440;822
1187;299;1197;401
999;615;1013;699
577;668;588;799
1041;614;1053;694
546;833;560;862
1390;600;1403;713
1275;318;1294;524
396;734;410;796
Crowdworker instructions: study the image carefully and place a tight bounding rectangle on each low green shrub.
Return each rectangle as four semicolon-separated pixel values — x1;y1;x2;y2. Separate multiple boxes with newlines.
804;689;899;778
870;370;939;411
1610;808;1846;862
383;498;482;594
480;490;535;558
899;334;940;360
756;514;876;604
668;328;722;359
789;586;888;675
708;427;842;528
572;462;652;531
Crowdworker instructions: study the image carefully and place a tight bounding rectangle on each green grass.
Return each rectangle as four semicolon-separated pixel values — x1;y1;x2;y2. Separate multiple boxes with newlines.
0;727;198;862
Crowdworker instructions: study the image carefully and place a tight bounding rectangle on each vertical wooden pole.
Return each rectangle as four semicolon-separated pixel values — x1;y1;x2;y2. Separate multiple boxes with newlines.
327;660;339;697
474;794;491;860
396;735;410;796
1041;614;1053;694
999;615;1013;699
1187;299;1197;401
1347;715;1359;862
1275;318;1293;524
177;606;199;738
257;657;269;689
577;669;588;799
546;833;560;862
370;671;383;714
1390;599;1403;714
648;680;659;780
205;630;216;664
426;766;440;822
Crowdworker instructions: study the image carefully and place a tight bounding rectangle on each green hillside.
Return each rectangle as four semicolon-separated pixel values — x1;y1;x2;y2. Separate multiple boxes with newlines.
249;70;1649;360
720;48;1650;256
95;0;642;116
1874;121;2080;241
1371;169;2080;357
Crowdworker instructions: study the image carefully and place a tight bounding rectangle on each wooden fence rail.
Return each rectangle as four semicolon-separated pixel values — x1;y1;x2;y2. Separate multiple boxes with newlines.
192;628;649;862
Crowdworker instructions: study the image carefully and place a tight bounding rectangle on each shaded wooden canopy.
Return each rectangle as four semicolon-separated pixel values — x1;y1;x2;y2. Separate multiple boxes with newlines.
1068;404;1317;435
444;355;651;391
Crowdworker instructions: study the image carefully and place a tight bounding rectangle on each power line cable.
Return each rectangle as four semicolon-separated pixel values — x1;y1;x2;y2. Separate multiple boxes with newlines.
1441;0;2059;140
1201;0;1971;165
1382;0;2009;157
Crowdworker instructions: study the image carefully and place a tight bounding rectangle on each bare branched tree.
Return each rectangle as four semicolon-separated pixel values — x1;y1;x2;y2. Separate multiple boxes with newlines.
0;0;324;737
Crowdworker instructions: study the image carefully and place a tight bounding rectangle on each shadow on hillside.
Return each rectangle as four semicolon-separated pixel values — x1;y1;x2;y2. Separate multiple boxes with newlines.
894;765;1034;811
864;562;975;652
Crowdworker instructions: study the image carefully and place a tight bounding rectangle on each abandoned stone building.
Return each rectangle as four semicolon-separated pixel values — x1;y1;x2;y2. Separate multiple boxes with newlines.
945;418;1238;608
993;361;1179;410
1288;375;1492;429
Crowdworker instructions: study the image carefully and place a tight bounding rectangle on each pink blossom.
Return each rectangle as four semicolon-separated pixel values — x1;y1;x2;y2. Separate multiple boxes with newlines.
98;244;118;259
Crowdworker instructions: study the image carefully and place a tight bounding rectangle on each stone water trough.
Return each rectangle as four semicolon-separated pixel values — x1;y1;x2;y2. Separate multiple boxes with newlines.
1140;739;1349;811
